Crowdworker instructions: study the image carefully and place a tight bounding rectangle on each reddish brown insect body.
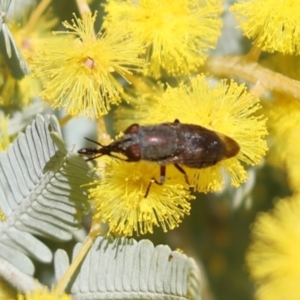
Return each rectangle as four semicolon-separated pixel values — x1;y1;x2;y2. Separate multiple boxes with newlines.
78;120;240;197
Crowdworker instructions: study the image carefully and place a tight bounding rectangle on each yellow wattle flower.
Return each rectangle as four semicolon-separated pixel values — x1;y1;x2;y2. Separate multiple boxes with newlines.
104;0;223;77
247;195;300;300
265;95;300;168
89;159;194;236
33;11;144;118
264;95;300;194
145;75;268;192
231;0;300;54
18;287;71;300
285;126;300;193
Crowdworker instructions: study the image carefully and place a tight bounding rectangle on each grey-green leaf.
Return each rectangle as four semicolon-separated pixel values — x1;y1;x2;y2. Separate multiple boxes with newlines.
56;237;202;300
0;0;29;79
0;114;93;275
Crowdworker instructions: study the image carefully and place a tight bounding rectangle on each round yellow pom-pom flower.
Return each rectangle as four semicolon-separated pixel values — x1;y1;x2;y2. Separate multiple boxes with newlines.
89;159;194;236
231;0;300;54
264;95;300;168
144;75;268;192
285;126;300;193
33;12;143;118
246;195;300;300
104;0;222;77
263;95;300;193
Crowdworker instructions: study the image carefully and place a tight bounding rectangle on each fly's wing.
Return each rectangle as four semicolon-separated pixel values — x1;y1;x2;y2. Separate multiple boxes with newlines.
0;0;30;79
164;124;240;169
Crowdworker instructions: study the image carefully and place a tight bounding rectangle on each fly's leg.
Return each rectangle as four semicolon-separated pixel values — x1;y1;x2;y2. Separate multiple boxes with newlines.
174;163;190;185
144;165;166;198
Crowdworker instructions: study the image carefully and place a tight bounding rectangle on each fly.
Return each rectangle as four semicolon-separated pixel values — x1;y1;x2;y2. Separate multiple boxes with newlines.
78;119;240;197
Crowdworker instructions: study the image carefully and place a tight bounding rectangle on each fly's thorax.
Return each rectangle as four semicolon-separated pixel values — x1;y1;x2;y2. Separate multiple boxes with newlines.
138;124;180;161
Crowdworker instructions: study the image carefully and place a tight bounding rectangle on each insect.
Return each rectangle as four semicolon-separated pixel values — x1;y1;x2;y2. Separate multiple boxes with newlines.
78;120;240;197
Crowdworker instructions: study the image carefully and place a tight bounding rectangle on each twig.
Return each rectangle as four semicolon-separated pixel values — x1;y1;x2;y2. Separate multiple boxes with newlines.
205;55;300;99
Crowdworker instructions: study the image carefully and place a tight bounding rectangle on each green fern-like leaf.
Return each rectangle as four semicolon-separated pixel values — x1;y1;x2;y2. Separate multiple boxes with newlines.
0;114;93;275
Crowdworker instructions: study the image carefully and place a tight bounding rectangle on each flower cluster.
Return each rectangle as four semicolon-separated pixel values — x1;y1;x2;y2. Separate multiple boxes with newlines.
26;2;269;238
4;0;300;298
246;195;300;300
90;75;268;235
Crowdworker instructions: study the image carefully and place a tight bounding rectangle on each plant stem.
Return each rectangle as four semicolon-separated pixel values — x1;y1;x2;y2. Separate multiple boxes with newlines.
24;0;51;33
54;222;105;296
75;0;91;15
54;5;110;292
75;0;108;143
245;45;262;62
59;114;73;127
204;55;300;99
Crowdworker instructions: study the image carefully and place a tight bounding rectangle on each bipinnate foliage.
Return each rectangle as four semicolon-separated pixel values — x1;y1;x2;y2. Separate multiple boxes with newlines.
55;236;201;300
0;114;92;275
